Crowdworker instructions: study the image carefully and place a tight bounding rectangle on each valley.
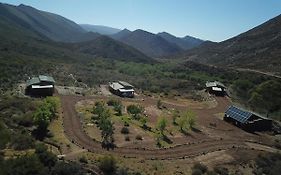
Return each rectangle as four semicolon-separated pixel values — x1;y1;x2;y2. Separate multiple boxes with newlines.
0;2;281;175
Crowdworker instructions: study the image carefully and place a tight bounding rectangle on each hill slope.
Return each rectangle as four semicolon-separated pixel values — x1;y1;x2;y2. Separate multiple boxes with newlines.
69;36;152;63
112;29;183;57
80;24;121;35
0;3;101;42
157;32;204;50
182;14;281;75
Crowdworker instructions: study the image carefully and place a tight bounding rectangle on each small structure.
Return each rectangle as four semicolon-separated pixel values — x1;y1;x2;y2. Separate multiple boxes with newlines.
206;81;226;96
25;75;55;96
224;106;272;131
109;81;134;98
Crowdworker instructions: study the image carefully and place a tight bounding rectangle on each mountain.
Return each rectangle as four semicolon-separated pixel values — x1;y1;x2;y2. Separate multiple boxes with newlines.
112;29;183;57
0;3;153;64
182;14;281;75
157;32;204;50
69;35;152;62
80;24;121;35
110;28;132;40
0;3;101;42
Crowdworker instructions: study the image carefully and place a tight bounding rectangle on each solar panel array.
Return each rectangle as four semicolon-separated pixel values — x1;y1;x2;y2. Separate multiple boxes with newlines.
225;106;252;124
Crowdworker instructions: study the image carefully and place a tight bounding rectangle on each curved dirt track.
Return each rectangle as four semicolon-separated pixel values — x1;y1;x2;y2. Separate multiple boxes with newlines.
60;95;274;159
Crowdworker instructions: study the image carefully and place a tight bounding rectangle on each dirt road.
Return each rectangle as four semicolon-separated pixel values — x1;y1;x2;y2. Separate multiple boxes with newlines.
60;95;277;159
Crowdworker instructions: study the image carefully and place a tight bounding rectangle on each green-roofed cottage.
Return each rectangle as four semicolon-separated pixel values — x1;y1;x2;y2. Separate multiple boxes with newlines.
25;75;55;96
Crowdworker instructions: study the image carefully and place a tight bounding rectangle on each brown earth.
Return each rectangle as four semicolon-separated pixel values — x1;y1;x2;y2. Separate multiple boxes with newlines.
60;95;277;160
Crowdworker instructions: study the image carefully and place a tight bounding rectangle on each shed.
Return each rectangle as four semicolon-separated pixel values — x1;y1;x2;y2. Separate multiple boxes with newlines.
25;75;55;96
109;81;134;98
224;106;272;131
206;81;226;96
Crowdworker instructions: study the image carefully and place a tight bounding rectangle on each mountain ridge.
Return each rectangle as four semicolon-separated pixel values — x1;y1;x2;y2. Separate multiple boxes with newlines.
181;14;281;74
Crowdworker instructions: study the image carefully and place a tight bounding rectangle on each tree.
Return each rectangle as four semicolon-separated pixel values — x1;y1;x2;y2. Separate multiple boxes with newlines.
33;97;60;140
157;117;167;136
92;101;115;148
187;110;196;129
177;110;196;132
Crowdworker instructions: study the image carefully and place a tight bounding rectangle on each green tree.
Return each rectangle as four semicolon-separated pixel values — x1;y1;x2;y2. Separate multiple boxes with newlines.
187;111;196;129
157;117;167;136
33;97;60;139
177;110;196;132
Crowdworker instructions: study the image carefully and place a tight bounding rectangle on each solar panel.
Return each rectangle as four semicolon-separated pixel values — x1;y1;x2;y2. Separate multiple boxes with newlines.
225;106;252;124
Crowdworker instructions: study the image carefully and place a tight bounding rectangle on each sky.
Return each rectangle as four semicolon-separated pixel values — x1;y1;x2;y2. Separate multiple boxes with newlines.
1;0;281;41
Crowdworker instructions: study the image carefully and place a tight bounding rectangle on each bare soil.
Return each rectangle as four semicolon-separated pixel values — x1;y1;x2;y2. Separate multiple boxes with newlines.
59;94;278;162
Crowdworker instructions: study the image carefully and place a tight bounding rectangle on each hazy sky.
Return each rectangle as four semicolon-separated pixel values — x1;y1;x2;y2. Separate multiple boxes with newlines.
1;0;281;41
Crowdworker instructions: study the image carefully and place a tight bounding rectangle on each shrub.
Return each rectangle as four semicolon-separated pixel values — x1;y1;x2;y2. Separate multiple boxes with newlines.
11;133;34;150
121;127;129;134
127;105;144;116
192;169;203;175
107;99;122;116
98;155;117;175
79;156;88;164
213;166;229;175
192;162;208;174
135;135;142;140
125;136;130;141
157;99;162;109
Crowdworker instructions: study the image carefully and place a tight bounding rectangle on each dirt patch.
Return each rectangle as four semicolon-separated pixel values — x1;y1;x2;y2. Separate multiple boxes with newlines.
194;150;234;167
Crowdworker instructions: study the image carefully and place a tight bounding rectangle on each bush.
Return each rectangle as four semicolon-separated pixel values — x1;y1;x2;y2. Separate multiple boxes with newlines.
254;152;281;175
192;169;203;175
107;99;122;116
11;133;34;150
125;136;130;141
98;155;117;175
135;135;142;140
79;156;88;164
213;166;229;175
127;105;144;116
121;127;129;134
192;162;208;174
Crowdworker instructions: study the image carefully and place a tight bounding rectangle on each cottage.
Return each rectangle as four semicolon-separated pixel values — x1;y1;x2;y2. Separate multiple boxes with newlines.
224;106;272;131
109;81;134;98
25;75;55;96
205;81;226;96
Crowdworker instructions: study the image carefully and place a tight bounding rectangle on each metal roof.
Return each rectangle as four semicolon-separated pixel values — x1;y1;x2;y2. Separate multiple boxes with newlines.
225;106;252;124
39;75;55;83
118;81;134;88
26;77;40;87
26;75;55;87
109;82;124;90
206;81;225;88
